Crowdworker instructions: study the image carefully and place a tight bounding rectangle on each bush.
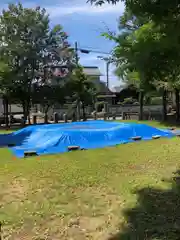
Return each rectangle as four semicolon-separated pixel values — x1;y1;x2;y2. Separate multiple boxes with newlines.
95;101;105;112
150;97;162;105
117;102;123;105
122;97;136;105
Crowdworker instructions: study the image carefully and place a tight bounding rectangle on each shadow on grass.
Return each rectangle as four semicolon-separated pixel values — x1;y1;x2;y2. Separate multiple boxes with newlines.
159;120;180;128
109;170;180;240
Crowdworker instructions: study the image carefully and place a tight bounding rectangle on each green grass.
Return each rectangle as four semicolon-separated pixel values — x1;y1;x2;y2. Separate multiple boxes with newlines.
118;119;179;129
1;121;180;239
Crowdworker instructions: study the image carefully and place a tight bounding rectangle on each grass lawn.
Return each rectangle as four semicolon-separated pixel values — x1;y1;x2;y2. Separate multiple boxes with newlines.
1;120;180;239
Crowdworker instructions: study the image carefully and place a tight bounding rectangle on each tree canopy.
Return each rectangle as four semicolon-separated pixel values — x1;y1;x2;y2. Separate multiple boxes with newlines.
0;3;80;124
95;0;180;120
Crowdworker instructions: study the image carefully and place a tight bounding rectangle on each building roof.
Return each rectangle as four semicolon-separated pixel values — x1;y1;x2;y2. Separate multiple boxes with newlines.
111;83;127;93
83;66;102;76
97;81;111;93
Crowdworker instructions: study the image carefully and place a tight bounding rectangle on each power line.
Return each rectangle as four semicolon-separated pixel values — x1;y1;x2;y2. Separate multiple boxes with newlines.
79;44;110;52
79;48;111;55
78;44;111;55
101;75;117;77
69;41;112;55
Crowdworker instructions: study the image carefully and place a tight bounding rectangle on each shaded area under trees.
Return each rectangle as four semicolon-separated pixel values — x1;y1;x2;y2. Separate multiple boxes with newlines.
109;170;180;240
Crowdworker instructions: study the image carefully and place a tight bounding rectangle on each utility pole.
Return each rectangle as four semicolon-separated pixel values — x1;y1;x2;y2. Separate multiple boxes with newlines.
106;61;110;89
73;44;113;119
97;56;111;89
75;41;79;65
74;41;80;120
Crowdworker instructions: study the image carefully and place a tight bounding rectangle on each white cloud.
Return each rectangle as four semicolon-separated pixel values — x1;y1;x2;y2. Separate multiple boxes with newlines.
80;54;99;63
46;2;125;18
0;1;125;18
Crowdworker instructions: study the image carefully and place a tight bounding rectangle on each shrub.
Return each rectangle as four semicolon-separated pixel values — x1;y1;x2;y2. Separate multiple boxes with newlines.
122;97;136;104
95;101;105;112
150;97;162;105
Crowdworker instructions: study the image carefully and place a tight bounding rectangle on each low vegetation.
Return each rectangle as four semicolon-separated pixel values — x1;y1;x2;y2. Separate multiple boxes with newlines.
1;121;180;239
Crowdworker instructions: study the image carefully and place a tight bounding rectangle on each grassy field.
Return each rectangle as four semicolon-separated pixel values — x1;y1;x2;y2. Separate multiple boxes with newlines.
1;121;180;239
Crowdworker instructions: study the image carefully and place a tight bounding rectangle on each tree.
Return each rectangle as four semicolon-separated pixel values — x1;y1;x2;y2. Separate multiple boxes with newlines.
89;0;179;20
88;0;120;5
66;66;96;121
0;61;13;127
103;2;180;121
104;21;160;120
0;3;74;124
32;84;67;122
90;0;180;122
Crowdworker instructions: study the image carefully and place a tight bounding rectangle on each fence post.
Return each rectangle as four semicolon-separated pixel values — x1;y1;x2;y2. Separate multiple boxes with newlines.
122;112;126;120
54;112;59;123
113;113;116;120
44;114;48;124
103;112;107;121
93;111;97;120
33;115;37;124
63;113;68;123
72;112;77;122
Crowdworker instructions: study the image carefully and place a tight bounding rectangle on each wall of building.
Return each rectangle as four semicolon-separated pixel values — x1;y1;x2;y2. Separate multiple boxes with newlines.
48;104;165;118
0;103;166;116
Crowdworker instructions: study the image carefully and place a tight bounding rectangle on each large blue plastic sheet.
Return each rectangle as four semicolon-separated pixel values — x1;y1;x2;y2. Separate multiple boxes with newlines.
0;120;175;158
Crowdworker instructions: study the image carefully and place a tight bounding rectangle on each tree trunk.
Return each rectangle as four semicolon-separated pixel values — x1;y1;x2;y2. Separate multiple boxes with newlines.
22;101;28;126
139;91;144;121
22;98;31;126
28;114;31;125
175;88;180;122
44;105;49;124
27;99;31;125
76;99;81;121
3;96;9;129
162;89;167;122
44;113;48;124
82;102;86;121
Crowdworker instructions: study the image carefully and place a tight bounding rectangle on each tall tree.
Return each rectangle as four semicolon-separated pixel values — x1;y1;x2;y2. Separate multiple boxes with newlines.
66;66;96;121
0;61;12;127
104;21;160;120
103;1;180;121
32;84;67;122
90;0;180;122
0;3;74;124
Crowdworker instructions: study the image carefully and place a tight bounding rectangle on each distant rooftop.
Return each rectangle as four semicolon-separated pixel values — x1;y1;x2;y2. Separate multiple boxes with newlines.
112;86;124;93
112;84;127;93
83;66;102;76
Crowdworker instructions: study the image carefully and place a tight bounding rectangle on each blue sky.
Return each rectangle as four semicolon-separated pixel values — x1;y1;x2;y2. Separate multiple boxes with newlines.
0;0;125;90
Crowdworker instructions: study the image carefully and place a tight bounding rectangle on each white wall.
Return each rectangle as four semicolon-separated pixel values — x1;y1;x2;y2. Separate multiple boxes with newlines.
109;105;164;114
0;99;165;118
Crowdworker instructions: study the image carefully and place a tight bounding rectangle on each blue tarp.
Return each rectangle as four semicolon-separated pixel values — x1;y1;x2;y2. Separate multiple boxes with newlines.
0;120;175;158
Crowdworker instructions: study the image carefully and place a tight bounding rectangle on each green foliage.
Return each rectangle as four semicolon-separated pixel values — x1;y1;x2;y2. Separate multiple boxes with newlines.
89;0;179;24
95;101;105;111
100;4;180;120
150;97;162;105
100;2;180;99
122;97;136;104
0;3;74;120
111;21;160;93
67;66;96;106
88;0;119;5
32;84;67;114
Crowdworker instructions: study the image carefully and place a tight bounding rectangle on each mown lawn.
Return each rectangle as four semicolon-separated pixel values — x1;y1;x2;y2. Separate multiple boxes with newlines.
1;121;180;239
